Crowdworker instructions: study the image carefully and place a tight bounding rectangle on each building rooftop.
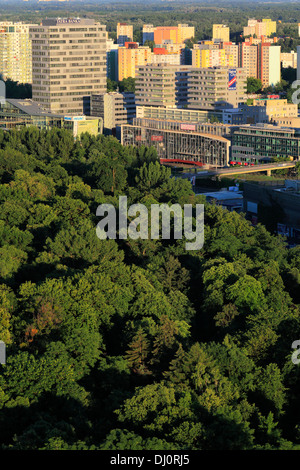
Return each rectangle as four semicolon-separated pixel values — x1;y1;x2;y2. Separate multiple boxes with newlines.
6;99;63;117
203;190;243;201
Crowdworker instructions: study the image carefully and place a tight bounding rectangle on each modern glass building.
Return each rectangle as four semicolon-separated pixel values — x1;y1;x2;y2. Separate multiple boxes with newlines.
231;124;300;163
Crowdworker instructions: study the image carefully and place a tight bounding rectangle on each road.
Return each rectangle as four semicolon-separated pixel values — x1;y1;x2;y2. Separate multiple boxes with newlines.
175;162;296;179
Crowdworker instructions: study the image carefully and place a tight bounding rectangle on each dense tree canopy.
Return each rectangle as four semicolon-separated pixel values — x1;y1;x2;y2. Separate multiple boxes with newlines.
0;117;299;451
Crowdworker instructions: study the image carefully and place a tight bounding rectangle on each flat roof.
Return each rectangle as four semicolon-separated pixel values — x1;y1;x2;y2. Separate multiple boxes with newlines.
6;99;63;118
203;191;243;200
123;124;230;142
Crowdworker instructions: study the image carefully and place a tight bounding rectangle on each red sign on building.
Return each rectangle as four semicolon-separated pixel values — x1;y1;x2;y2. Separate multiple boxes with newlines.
180;124;196;131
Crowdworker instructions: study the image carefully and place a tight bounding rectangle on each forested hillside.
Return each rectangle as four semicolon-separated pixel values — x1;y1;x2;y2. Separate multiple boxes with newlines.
0;127;300;450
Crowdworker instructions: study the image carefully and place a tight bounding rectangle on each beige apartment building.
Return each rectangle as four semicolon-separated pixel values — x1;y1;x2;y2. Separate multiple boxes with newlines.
135;64;178;107
222;43;239;67
135;64;246;111
243;19;276;38
252;99;298;121
30;18;107;115
281;51;297;68
239;42;258;79
0;22;37;83
187;67;247;110
212;24;230;43
117;23;133;46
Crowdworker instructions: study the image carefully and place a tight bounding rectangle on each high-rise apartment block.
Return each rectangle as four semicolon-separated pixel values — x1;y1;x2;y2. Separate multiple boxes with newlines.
192;47;236;68
135;64;247;110
118;42;152;80
30;18;107;115
212;24;230;43
239;41;281;86
258;43;281;86
281;51;297;69
152;48;181;65
142;24;194;45
107;39;119;82
222;42;239;67
239;42;258;79
0;22;37;83
142;24;155;44
262;19;277;37
117;23;133;46
187;67;247;110
243;18;276;38
135;64;179;108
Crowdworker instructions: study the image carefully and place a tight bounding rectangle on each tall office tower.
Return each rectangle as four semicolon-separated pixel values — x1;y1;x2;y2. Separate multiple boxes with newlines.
117;23;133;46
30;18;107;115
118;42;152;80
135;64;179;107
187;67;247;109
239;42;258;79
142;24;155;44
0;22;37;83
212;24;230;43
258;43;281;86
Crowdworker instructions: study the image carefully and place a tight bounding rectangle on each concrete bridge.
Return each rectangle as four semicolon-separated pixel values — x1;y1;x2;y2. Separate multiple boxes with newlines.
172;161;297;179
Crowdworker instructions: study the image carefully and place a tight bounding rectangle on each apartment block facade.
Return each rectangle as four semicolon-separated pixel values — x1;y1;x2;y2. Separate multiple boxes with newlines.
212;24;230;43
243;19;276;38
91;91;136;132
0;22;37;83
30;18;107;115
117;23;133;46
258;43;281;86
186;67;247;110
142;23;194;45
118;42;152;80
135;64;178;107
239;41;281;86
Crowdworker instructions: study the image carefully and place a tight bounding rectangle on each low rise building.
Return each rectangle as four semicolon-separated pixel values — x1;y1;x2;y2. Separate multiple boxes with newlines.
231;123;300;164
243;179;300;243
136;105;223;124
91;92;136;134
0;98;103;137
121;117;231;166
